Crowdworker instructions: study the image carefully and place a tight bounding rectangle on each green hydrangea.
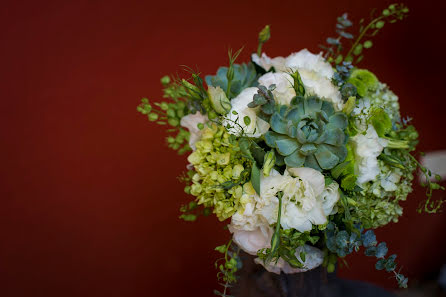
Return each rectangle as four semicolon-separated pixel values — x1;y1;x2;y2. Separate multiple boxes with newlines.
187;123;249;221
351;155;415;229
351;82;401;133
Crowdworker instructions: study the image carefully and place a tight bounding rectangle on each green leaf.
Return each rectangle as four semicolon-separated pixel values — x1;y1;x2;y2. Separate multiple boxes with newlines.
251;163;261;195
362;230;377;248
363;40;373;48
376;21;385;29
179;214;197;221
243;116;251;126
331;161;351;179
375;259;386;270
291;70;306;97
370;108;392;137
215;245;226;253
375;242;388;258
239;137;254;160
353;44;363;56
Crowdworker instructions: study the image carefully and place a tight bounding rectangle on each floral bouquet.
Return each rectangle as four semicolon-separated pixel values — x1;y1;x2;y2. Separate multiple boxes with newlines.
138;3;444;295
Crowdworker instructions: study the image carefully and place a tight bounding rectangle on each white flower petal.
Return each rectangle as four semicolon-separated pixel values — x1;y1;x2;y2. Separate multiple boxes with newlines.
230;226;273;256
352;126;386;184
225;87;270;137
258;72;296;106
287;167;325;197
180;112;208;150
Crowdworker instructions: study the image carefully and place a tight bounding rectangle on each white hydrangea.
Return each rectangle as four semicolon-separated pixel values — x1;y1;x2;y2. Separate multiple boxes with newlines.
258;72;296;106
180;111;208;150
351;126;389;184
224;87;270;137
380;171;401;192
252;49;343;110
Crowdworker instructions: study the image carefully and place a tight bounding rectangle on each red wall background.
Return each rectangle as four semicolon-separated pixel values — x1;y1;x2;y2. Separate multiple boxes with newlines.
1;0;445;296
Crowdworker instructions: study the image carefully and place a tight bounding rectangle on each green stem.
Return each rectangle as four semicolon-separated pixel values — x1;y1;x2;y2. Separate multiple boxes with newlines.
345;15;384;59
384;138;410;149
257;43;262;57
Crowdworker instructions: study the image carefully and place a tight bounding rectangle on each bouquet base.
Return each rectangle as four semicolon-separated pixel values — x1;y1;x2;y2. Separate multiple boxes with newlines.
233;252;396;297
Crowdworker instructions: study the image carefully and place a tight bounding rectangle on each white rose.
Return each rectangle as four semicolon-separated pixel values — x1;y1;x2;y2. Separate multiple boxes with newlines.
251;53;287;72
229;225;273;256
298;69;343;111
225;87;270;137
285;49;334;79
351;126;388;184
258;72;296;105
180;112;208;150
254;245;324;274
254;49;343;110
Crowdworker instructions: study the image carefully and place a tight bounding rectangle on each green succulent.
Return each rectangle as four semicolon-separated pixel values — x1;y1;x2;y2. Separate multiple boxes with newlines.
264;96;348;171
205;63;258;98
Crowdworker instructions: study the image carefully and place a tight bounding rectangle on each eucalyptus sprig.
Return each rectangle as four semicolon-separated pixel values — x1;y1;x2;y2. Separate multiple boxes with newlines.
322;3;409;65
321;13;354;64
345;3;409;64
325;222;408;288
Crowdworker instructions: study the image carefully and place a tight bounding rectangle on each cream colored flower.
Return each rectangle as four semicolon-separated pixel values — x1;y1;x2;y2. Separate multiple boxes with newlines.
180;112;208;150
224;87;270;137
229;225;273;256
253;49;343;110
258;72;296;106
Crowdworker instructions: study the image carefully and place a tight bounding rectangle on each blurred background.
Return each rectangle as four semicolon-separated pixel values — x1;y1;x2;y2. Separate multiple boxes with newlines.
1;0;445;296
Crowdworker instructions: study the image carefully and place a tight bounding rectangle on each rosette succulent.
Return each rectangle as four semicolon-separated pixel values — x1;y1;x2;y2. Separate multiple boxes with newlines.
264;96;348;171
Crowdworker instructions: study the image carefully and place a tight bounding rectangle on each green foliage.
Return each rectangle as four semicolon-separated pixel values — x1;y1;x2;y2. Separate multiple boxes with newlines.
320;13;354;64
322;4;409;65
257;25;271;56
137;89;191;155
258;221;320;269
214;239;241;297
331;143;357;191
326;222;408;288
250;163;261;195
206;62;258;99
409;154;445;214
348;69;379;97
369;108;392;137
344;3;409;64
247;84;277;121
265;96;348;171
291;70;305;97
